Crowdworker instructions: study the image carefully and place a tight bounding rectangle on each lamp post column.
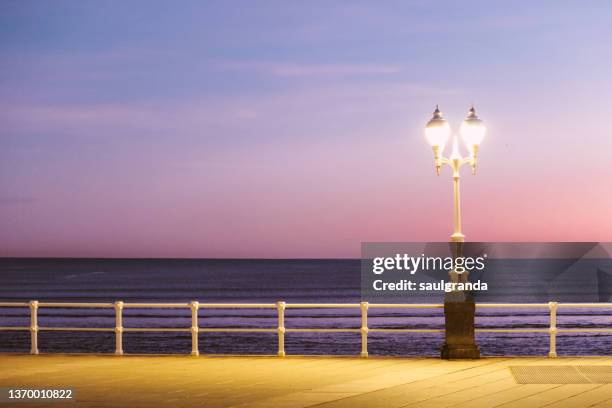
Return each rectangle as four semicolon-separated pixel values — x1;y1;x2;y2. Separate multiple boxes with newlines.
424;106;485;359
450;161;465;245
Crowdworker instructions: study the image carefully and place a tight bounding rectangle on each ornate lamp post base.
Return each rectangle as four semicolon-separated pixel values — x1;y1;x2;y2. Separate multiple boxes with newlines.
441;294;480;359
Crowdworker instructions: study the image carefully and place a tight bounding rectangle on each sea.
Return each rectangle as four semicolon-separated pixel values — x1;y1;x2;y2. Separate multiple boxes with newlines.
0;258;609;356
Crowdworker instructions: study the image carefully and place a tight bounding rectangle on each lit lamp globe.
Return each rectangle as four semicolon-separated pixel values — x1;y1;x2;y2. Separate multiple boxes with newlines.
425;105;450;174
460;106;486;156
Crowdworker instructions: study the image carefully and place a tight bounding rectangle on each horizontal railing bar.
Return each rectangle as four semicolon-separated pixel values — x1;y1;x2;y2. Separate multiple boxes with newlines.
124;328;191;332
475;329;550;333
38;302;115;308
1;302;610;309
285;328;361;333
4;326;609;334
285;304;360;308
476;303;549;308
369;304;444;309
39;327;114;332
199;328;277;333
369;328;444;333
198;303;277;309
123;303;190;309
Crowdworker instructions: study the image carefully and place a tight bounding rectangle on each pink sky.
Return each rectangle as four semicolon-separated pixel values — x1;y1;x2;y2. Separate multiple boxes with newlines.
1;2;612;257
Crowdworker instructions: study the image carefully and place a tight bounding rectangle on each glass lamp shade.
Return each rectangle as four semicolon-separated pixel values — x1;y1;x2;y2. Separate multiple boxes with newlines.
460;107;486;147
425;106;451;148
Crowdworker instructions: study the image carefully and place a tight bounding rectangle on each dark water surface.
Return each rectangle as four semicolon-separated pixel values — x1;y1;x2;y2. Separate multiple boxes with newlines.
0;259;609;356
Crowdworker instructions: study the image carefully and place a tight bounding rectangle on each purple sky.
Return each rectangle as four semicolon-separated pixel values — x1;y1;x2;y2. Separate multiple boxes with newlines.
1;1;612;258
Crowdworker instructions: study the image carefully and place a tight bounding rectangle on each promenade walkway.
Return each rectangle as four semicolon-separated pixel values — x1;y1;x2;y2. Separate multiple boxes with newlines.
0;355;610;407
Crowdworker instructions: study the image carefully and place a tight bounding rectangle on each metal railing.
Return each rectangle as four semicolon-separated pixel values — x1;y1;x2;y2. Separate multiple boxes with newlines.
0;301;610;357
476;302;612;358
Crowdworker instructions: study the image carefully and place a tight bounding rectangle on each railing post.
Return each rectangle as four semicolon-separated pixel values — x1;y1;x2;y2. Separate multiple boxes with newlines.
190;301;199;356
548;301;557;358
114;301;124;355
277;301;286;357
29;300;39;355
360;301;369;358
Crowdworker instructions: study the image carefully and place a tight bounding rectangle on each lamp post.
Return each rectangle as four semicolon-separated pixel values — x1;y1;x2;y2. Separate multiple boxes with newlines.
425;105;486;359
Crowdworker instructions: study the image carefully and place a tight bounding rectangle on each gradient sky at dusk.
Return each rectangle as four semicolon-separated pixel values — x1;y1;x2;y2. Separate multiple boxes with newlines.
2;1;612;258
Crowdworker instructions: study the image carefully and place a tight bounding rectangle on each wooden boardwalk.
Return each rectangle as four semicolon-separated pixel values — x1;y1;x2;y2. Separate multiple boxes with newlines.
0;355;610;407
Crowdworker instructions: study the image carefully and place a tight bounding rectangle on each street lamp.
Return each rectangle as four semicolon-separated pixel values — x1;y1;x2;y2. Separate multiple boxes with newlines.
425;105;486;360
425;105;486;243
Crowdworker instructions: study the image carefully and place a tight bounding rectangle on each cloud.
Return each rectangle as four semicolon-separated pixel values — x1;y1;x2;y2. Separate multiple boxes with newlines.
217;61;403;77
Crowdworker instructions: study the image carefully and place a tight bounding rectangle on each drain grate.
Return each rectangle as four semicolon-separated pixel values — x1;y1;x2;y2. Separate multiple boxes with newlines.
510;366;612;384
576;365;612;383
